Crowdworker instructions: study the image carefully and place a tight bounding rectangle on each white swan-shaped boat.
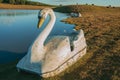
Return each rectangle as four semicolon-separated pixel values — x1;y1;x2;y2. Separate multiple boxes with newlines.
16;8;87;78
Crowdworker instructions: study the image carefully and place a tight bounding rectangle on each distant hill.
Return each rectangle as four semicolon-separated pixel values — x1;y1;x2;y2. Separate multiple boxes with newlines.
54;5;120;13
0;0;55;7
25;1;56;7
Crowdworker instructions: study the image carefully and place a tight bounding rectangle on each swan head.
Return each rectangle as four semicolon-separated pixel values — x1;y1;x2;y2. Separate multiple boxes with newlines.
37;8;53;28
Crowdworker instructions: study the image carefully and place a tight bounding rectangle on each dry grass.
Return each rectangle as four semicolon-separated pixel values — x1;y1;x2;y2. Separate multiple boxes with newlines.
54;5;120;13
0;5;120;80
60;8;120;80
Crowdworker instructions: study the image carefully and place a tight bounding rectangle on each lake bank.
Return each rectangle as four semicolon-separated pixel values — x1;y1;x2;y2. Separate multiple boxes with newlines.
54;5;120;13
0;3;51;10
0;9;74;80
0;5;119;80
60;9;120;80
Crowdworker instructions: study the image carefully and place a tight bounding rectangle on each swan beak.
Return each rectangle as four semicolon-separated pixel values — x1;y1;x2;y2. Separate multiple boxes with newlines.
37;18;45;28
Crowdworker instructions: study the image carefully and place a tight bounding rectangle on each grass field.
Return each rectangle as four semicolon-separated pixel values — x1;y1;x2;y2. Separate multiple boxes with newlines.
0;5;120;80
59;5;120;80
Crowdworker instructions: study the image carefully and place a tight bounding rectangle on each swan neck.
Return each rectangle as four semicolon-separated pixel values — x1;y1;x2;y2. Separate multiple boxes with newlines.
37;11;56;47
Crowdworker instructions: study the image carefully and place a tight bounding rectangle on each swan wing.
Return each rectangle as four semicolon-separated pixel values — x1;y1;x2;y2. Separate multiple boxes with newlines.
42;36;71;73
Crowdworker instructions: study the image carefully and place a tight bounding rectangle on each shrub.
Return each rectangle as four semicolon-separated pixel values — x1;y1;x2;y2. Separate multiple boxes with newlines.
92;4;94;6
0;0;3;3
9;0;15;4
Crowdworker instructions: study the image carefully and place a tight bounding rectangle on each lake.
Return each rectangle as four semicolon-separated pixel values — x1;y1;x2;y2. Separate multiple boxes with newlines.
0;9;75;63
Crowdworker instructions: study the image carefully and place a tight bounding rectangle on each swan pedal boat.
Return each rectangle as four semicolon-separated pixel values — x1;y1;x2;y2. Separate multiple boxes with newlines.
16;8;87;78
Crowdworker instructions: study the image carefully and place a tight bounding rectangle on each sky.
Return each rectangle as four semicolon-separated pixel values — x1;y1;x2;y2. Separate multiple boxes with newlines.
32;0;120;6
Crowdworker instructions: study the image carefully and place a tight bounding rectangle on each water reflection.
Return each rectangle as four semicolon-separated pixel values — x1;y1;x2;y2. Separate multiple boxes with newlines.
0;9;75;63
0;9;37;16
0;9;37;25
0;10;39;53
0;16;15;25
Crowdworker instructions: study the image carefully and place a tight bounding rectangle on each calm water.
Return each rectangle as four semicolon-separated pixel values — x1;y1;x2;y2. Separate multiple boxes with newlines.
0;9;74;63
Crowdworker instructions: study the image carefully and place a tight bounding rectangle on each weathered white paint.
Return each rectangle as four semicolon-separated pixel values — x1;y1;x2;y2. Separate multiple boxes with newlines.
70;12;82;17
16;8;87;78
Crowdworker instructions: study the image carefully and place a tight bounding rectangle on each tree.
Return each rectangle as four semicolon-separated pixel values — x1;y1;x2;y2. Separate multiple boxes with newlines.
21;0;26;4
9;0;15;4
3;0;9;3
15;0;27;4
92;4;94;6
15;0;20;4
0;0;3;3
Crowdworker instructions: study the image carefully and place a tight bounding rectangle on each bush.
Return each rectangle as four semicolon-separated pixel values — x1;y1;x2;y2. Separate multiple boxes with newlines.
20;0;26;4
26;1;43;6
92;4;94;6
0;0;26;4
0;0;3;3
9;0;15;4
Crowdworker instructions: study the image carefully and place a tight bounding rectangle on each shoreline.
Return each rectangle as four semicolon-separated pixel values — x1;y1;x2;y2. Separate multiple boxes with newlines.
0;4;119;80
0;3;52;10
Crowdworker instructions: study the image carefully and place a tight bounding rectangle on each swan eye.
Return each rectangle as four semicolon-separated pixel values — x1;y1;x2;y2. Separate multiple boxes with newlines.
38;16;42;19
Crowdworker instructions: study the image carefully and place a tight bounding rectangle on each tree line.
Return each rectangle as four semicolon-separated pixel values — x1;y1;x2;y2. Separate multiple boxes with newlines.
0;0;50;6
0;0;28;4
